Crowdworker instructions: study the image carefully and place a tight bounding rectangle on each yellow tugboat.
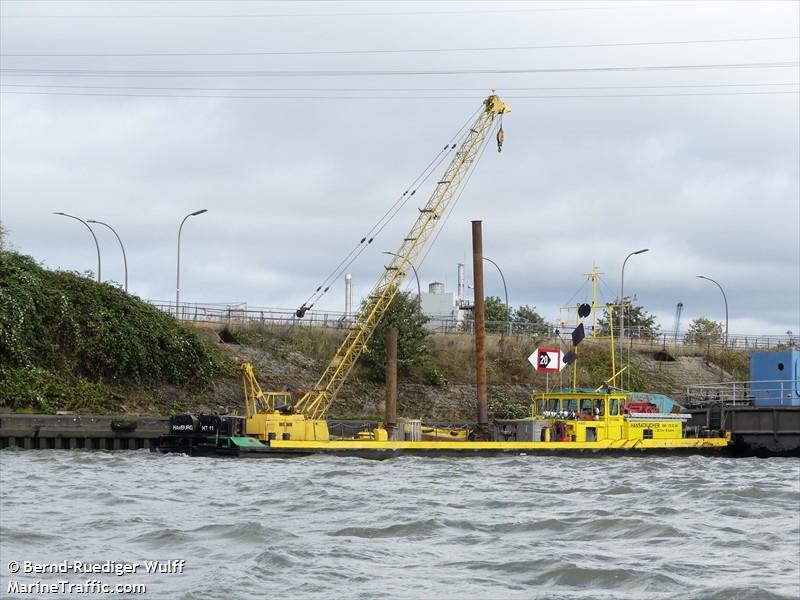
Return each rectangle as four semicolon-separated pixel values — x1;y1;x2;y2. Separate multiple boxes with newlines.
156;93;730;458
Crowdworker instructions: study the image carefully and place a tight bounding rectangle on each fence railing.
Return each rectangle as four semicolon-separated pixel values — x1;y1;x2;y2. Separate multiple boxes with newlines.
685;380;800;407
151;300;798;350
643;332;798;350
153;302;355;329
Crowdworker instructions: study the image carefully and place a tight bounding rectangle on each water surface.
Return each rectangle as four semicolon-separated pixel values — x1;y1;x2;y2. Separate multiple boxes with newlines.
1;452;798;599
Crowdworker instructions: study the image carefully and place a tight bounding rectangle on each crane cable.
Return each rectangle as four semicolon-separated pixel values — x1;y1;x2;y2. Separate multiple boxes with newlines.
296;104;482;316
297;106;479;311
414;118;496;277
302;104;482;304
296;144;453;315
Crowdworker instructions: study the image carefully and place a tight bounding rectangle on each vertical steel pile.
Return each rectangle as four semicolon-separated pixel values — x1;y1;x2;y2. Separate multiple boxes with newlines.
472;221;489;433
384;326;398;440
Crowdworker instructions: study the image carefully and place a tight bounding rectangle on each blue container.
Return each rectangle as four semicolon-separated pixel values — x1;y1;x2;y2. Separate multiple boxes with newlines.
749;349;800;406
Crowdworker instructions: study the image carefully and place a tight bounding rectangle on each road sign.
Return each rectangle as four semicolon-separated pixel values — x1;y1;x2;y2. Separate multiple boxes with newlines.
528;347;566;372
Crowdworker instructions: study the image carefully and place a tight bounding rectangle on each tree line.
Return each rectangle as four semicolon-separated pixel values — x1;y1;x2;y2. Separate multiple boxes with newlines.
365;292;728;378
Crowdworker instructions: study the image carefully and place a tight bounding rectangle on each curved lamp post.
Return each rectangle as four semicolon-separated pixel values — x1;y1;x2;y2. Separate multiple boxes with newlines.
620;248;649;340
382;251;421;308
53;212;101;282
87;220;127;292
697;275;728;345
176;209;208;315
483;256;509;335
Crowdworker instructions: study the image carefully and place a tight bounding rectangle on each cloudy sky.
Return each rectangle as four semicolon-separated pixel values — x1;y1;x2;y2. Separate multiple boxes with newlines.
1;0;798;335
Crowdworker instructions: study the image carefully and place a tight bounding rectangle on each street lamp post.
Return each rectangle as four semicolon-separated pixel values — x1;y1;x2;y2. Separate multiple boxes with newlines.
53;212;101;282
176;209;208;317
620;248;649;341
697;275;729;345
483;256;509;335
87;220;127;292
382;251;421;308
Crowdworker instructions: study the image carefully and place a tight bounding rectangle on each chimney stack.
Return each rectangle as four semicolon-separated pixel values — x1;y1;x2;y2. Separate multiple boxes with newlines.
345;273;352;318
457;262;465;301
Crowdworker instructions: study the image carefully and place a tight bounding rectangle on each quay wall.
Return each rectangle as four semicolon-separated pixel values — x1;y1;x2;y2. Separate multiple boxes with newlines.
0;414;169;450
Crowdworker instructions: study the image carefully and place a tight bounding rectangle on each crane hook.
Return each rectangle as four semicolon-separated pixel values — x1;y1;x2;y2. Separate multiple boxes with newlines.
496;126;504;152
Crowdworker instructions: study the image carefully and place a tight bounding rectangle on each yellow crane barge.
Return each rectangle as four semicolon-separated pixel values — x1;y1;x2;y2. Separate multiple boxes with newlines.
157;383;730;458
156;94;730;458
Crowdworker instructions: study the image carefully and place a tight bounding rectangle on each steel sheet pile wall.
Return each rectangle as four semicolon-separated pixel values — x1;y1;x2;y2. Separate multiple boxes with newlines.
0;414;170;450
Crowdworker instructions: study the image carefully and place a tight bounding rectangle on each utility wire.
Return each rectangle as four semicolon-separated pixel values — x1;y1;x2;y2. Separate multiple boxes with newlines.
1;82;797;92
3;61;796;78
2;90;797;100
0;2;750;19
4;36;796;57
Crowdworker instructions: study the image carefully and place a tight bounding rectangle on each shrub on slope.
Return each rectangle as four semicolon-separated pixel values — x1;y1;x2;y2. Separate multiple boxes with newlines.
0;251;231;411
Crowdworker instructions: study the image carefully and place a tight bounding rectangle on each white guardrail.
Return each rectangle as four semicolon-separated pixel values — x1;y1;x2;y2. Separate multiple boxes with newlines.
685;380;800;407
151;300;799;350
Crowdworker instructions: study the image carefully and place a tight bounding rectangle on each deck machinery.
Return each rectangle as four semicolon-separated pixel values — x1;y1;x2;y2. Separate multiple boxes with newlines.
156;94;730;458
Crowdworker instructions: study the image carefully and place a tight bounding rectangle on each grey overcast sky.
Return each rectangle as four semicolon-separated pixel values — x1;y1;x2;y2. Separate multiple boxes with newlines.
1;0;798;335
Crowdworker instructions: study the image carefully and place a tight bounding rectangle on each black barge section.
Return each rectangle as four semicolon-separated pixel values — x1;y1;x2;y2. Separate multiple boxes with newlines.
688;405;800;457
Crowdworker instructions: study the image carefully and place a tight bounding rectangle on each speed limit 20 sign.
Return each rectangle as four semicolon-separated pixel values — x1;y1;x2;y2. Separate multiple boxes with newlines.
527;347;566;372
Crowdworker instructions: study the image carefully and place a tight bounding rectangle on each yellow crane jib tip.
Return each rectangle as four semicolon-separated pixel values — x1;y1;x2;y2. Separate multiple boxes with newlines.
484;94;510;115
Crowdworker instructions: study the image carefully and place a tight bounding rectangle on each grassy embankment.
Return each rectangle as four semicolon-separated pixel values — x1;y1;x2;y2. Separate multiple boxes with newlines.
228;321;751;420
0;250;234;415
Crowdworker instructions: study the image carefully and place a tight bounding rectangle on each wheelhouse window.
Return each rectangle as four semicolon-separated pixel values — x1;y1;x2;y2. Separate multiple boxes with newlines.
580;398;604;418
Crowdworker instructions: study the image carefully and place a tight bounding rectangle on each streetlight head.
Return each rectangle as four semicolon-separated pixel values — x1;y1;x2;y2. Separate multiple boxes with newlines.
696;275;707;280
191;209;208;216
53;211;66;216
86;219;98;224
635;248;649;255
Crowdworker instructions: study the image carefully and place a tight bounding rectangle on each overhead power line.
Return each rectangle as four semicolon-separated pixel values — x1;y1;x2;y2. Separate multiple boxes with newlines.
2;90;796;100
2;61;797;78
0;2;748;19
2;82;796;93
3;36;796;58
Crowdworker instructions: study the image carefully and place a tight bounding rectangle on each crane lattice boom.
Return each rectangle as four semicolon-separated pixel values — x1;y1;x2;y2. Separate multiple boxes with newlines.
294;94;510;419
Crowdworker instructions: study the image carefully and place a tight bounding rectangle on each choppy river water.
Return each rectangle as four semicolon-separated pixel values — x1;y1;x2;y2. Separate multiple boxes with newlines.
1;451;798;599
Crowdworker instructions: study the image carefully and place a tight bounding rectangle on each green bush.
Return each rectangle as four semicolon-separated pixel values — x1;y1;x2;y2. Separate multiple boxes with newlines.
489;386;530;420
423;365;449;387
361;290;431;381
0;250;232;411
0;365;108;413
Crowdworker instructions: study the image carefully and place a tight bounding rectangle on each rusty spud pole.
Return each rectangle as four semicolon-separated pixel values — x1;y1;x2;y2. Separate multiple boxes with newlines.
385;326;398;439
472;220;489;432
